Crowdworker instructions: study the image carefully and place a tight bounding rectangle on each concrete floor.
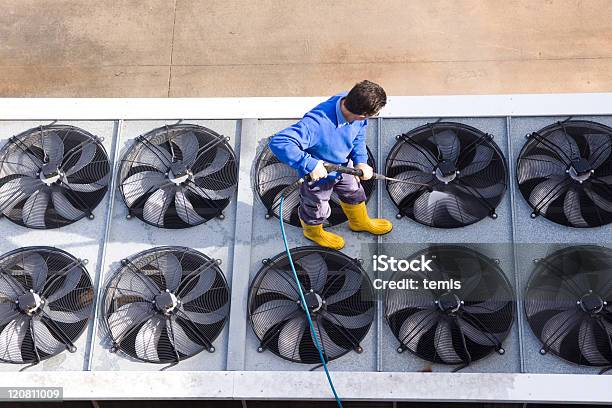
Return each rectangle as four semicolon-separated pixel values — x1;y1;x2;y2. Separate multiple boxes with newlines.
1;0;611;97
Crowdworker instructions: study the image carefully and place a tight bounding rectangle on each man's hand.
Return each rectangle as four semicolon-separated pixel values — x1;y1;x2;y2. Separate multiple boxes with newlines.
355;163;374;181
309;160;328;181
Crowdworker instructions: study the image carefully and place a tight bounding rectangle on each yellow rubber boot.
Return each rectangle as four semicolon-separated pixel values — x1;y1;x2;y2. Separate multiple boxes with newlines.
300;219;345;250
340;201;393;235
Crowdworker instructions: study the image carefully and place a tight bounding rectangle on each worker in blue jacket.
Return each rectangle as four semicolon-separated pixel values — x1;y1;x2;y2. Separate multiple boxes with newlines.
269;80;393;250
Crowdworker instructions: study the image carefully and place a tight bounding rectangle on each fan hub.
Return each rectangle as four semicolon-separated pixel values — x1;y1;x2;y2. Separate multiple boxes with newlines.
302;291;324;313
154;291;179;315
17;291;44;315
39;163;63;185
579;292;604;314
568;158;593;183
168;163;192;185
437;292;461;313
435;160;458;184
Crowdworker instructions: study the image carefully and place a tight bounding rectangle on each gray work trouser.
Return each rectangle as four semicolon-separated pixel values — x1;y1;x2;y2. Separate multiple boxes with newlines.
298;174;366;225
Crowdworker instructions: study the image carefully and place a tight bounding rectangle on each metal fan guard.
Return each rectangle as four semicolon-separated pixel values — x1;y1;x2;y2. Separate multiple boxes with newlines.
0;124;110;229
102;246;230;363
118;124;238;229
253;143;377;227
385;122;508;228
0;246;93;364
248;246;375;364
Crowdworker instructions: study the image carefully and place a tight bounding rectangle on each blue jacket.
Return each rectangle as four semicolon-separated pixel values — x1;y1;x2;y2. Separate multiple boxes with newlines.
269;92;368;181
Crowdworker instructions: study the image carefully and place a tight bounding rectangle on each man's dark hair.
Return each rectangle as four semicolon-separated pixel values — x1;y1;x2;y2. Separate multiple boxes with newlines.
344;80;386;116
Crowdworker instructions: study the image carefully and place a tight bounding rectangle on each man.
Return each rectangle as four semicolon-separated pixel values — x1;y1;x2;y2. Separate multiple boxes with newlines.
269;80;393;250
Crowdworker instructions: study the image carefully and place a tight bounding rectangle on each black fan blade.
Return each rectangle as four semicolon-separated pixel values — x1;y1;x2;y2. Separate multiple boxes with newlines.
517;154;567;184
296;253;328;292
31;316;65;355
168;317;203;356
321;309;372;329
392;145;437;173
578;319;610;365
0;303;19;326
180;269;215;304
543;129;580;163
563;188;589;227
311;318;346;358
181;302;229;325
155;252;182;292
173;131;198;167
107;301;154;341
528;176;568;213
277;316;307;360
52;191;84;221
434;319;462;363
109;268;159;301
174;190;205;225
0;315;28;362
122;171;167;207
256;269;300;300
397;309;437;350
136;144;172;172
432;129;460;164
193;147;231;179
21;252;47;293
64;143;97;176
135;314;165;361
325;267;363;305
143;187;174;226
585;185;612;213
0;177;42;214
22;189;50;228
460;144;494;176
45;266;82;303
457;317;498;346
42;303;90;324
540;309;581;353
585;133;612;169
40;131;65;168
251;299;300;335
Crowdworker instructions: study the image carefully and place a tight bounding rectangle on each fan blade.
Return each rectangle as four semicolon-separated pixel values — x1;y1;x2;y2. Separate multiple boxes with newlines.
251;300;300;335
541;309;581;353
0;274;24;300
393;143;436;173
272;186;300;221
111;268;159;301
432;129;460;164
135;143;172;172
578;319;609;365
517;154;566;183
31;317;65;356
324;268;363;305
155;252;182;292
64;143;97;176
0;315;28;362
387;171;433;199
175;190;205;225
257;269;300;300
254;162;296;192
563;188;589;227
543;129;580;163
194;147;231;179
460;144;494;176
52;191;83;220
143;188;173;226
63;174;109;192
135;315;164;361
2;153;38;178
386;283;435;316
43;304;90;324
173;131;198;167
180;269;216;304
187;182;235;201
457;317;498;346
0;177;41;213
0;303;19;326
168;317;204;356
528;176;568;214
22;252;47;293
398;309;437;350
277;316;306;360
434;319;462;363
22;189;50;228
312;319;346;357
296;253;328;292
122;171;167;207
585;186;612;213
181;303;229;325
46;266;82;303
107;301;154;340
41;131;65;168
585;133;612;169
321;310;372;329
525;285;580;317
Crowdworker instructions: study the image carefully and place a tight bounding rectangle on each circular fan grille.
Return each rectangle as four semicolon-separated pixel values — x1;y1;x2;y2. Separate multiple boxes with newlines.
525;245;612;366
0;247;93;364
0;124;110;229
254;144;377;227
119;124;238;229
517;120;612;227
385;246;515;366
385;122;508;228
249;246;374;364
103;247;230;363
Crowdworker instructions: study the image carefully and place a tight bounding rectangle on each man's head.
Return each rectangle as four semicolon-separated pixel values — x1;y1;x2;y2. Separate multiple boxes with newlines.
343;80;387;120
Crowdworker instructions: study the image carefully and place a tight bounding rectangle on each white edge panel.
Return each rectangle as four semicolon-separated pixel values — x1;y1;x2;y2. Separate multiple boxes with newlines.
0;371;609;403
1;93;612;120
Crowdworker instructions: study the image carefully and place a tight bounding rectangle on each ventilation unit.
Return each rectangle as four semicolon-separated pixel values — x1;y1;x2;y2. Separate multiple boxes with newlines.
525;245;612;366
517;120;612;227
385;246;515;367
0;124;110;229
0;247;93;364
254;144;376;226
385;122;508;228
118;124;238;229
248;246;374;363
102;247;230;363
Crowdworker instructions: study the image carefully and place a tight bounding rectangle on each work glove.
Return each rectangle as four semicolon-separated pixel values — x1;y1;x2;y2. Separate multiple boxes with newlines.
355;163;374;181
309;160;328;181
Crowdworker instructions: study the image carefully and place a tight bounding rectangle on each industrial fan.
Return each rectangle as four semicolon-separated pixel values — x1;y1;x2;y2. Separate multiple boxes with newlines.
103;247;230;363
385;122;508;228
254;143;377;227
525;245;612;366
249;246;374;363
119;124;238;229
0;247;93;364
517;120;612;227
0;124;110;229
385;246;515;367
